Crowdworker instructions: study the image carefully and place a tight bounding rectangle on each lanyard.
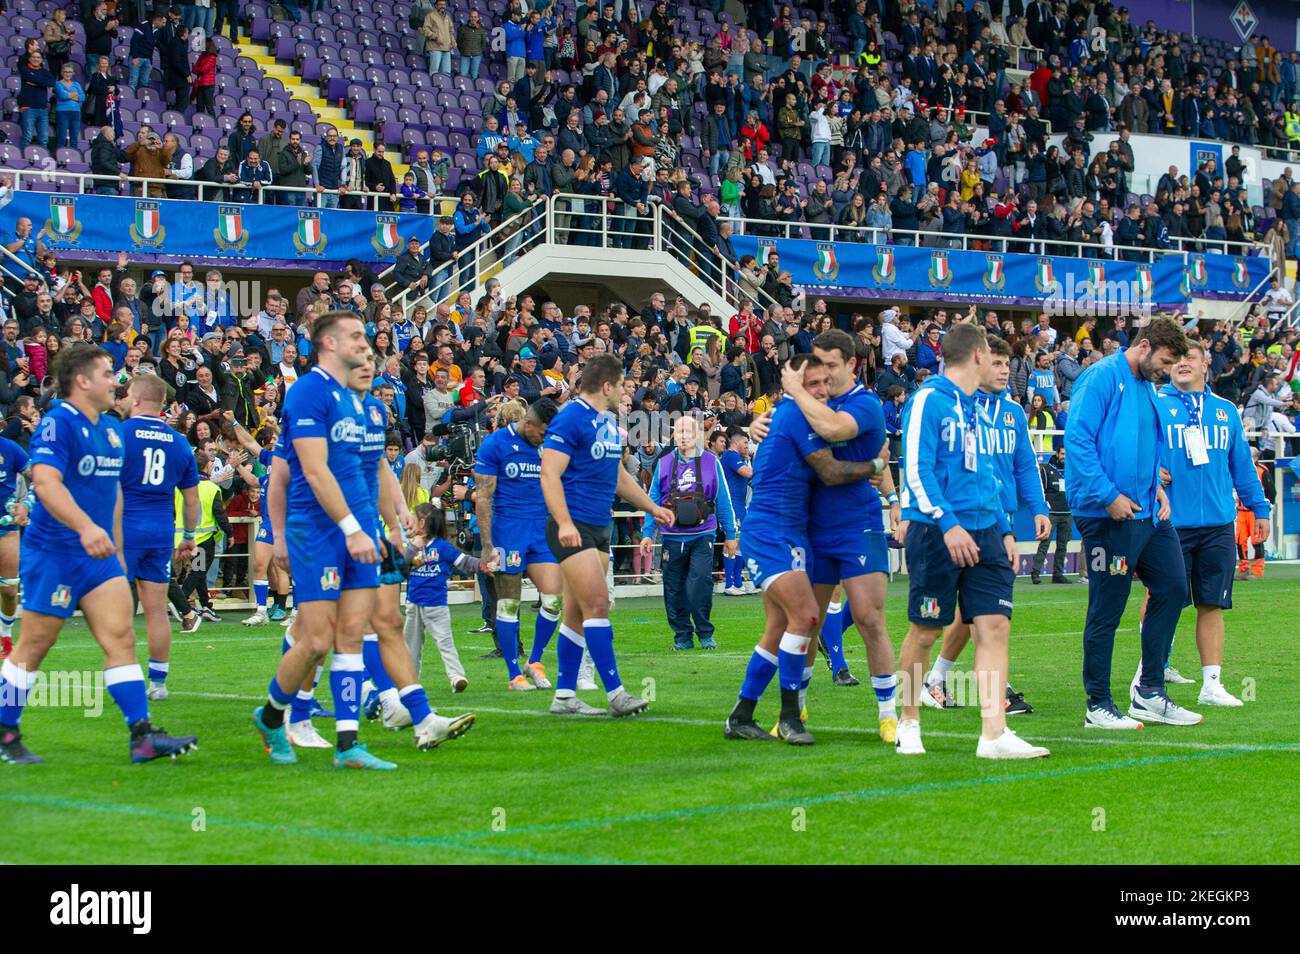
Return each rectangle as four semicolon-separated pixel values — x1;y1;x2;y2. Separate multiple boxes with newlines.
1174;389;1204;428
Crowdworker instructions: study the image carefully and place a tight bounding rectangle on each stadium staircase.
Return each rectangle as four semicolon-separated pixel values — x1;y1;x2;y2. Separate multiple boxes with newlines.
235;39;409;186
381;193;780;319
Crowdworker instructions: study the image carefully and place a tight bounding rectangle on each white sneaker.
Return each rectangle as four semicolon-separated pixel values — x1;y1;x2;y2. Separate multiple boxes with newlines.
976;728;1050;760
607;688;649;717
146;683;169;701
724;586;744;596
281;609;297;628
1085;703;1145;730
549;695;606;716
577;651;597;691
241;609;269;627
1164;666;1195;685
895;718;925;755
741;581;757;594
381;695;413;729
414;712;475;750
1129;690;1203;726
286;720;332;748
1198;682;1244;707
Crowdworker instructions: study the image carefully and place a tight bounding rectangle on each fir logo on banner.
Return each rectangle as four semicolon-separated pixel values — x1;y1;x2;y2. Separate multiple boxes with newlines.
130;200;165;247
1232;257;1250;289
1087;260;1105;286
871;245;896;284
982;253;1005;290
371;214;402;257
294;210;328;255
45;196;82;244
812;243;839;282
757;238;777;265
1135;263;1153;297
213;205;250;251
1034;257;1055;293
1188;254;1208;287
927;250;953;287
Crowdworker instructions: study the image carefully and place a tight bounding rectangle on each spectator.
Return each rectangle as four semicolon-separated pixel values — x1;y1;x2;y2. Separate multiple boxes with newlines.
234;147;273;203
192;38;218;118
125;127;174;197
52;64;85;151
17;48;54;149
196;144;239;201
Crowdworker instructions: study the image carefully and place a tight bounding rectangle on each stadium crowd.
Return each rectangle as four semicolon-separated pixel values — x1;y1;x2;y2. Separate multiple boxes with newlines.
7;0;1300;270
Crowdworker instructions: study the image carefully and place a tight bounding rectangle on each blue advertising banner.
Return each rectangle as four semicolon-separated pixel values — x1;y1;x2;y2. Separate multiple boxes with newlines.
4;192;434;266
731;235;1269;309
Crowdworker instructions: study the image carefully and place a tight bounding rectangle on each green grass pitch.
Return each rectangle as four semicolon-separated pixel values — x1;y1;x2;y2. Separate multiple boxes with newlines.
3;566;1297;865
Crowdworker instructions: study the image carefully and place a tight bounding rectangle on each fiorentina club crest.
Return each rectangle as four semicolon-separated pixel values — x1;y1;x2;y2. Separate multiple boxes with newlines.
371;214;402;258
812;243;839;282
927;250;953;287
213;205;250;251
294;210;328;255
982;253;1005;291
1231;257;1250;289
44;196;82;244
1188;254;1208;287
871;245;896;284
1230;1;1257;43
130;200;165;247
1034;257;1055;293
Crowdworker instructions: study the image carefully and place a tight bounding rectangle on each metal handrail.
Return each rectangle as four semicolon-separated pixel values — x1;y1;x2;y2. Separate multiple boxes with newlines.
0;166;399;209
721;213;1262;260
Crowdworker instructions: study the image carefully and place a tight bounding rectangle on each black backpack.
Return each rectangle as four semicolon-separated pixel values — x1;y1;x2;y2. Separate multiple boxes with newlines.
665;455;714;529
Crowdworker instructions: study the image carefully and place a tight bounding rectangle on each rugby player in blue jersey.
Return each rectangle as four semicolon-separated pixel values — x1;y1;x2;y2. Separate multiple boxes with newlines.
0;344;197;764
0;432;32;659
352;361;476;749
473;397;563;691
1138;340;1270;709
119;373;201;701
540;354;674;717
226;417;291;627
775;330;902;743
252;312;390;769
723;353;888;745
921;336;1051;715
895;324;1049;759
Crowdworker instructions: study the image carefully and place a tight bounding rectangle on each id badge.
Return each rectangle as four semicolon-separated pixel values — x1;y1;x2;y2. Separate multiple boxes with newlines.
1183;426;1209;467
963;428;978;472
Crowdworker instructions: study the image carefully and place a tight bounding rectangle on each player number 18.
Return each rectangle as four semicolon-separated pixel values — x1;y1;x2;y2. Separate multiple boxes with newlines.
141;447;167;486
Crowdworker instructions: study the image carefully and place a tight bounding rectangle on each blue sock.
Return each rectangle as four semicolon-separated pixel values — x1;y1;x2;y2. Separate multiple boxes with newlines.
268;673;295;709
821;602;848;673
722;555;735;587
582;617;621;696
872;673;898;716
253;579;269;610
330;653;364;735
399;684;432;724
362;634;395;692
777;632;810;692
496;614;522;680
738;646;778;701
554;624;584;695
105;663;149;726
0;659;34;727
0;611;15;634
147;658;169;685
289;688;313;725
529;606;560;665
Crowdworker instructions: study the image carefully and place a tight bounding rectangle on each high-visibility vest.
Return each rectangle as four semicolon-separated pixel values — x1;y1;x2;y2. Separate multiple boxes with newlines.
1286;111;1300;141
688;324;725;355
175;480;221;545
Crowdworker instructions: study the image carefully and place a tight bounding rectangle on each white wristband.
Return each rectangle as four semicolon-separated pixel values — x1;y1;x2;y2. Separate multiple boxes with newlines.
337;514;361;536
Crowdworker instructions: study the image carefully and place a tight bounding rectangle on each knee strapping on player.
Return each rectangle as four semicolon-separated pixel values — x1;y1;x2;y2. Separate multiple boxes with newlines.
539;592;561;619
496;598;520;623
